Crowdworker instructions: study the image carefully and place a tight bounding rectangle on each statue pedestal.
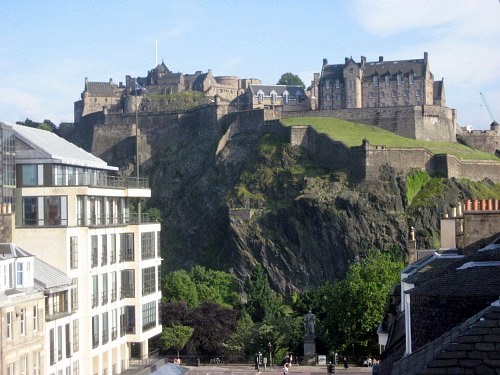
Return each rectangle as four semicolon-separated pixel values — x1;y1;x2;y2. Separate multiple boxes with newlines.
303;335;316;356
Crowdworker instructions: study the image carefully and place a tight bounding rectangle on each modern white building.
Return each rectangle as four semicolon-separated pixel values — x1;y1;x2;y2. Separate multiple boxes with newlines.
0;123;162;375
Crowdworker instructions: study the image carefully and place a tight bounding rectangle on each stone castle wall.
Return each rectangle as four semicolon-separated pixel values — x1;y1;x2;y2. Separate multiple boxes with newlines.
282;105;456;143
458;128;500;155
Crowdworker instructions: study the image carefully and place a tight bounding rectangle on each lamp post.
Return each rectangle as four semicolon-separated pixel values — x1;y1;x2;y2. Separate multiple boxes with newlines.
268;342;273;369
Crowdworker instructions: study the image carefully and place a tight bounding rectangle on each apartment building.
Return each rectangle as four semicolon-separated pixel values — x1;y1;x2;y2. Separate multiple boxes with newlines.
0;123;162;375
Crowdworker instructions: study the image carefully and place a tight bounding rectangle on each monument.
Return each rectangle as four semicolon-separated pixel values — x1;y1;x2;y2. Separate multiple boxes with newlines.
303;310;316;356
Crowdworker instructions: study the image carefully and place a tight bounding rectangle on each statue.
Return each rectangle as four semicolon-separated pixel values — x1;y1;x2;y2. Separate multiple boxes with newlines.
304;310;316;335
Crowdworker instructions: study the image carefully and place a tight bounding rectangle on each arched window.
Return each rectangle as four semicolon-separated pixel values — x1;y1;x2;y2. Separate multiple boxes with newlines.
257;90;264;104
270;90;277;104
283;90;289;104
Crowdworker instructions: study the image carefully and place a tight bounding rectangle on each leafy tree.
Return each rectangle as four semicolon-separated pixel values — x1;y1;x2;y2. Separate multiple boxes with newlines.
277;72;305;88
161;324;194;358
322;250;404;356
244;265;283;322
190;266;241;308
163;270;199;307
16;118;55;132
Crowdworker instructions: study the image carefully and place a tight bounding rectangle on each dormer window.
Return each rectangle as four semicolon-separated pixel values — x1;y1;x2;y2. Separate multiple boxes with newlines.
270;90;277;104
373;76;379;87
397;73;403;85
257;90;264;104
385;75;390;86
409;72;414;85
283;91;289;104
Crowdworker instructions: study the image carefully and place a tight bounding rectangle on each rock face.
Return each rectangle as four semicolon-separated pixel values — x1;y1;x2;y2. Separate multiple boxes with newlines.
71;110;498;295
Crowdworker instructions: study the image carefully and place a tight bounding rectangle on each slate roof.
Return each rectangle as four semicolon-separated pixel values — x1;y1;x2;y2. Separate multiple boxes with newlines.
248;84;305;96
4;123;117;171
321;58;427;80
0;243;32;259
86;81;120;96
391;299;500;375
405;249;500;298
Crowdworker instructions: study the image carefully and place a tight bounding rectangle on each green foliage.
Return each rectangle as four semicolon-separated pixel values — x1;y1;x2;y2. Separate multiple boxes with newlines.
282;117;499;161
161;324;194;357
320;251;404;356
458;179;500;199
277;72;305;88
244;265;283;322
163;270;199;307
406;170;431;206
163;266;240;308
409;177;448;209
142;91;206;112
16;118;56;132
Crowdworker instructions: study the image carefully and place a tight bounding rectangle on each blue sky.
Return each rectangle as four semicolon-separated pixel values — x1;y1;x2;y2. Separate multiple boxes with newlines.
1;0;499;129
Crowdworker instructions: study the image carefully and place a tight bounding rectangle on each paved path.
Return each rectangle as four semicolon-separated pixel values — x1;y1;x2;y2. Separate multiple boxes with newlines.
183;365;373;375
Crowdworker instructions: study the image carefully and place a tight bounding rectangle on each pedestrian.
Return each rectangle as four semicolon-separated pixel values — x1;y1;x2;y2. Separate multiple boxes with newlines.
283;363;289;375
343;357;348;369
327;361;334;374
288;354;293;367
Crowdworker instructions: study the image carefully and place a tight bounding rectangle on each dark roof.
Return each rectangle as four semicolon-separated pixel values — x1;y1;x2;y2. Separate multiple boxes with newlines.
391;300;500;375
322;58;426;80
86;81;119;96
249;84;305;96
405;249;500;298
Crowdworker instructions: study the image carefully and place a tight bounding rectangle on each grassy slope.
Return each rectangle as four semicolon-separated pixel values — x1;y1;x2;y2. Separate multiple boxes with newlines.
282;117;499;161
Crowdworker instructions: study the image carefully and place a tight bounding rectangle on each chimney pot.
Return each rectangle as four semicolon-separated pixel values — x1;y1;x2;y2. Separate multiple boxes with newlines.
379;56;383;62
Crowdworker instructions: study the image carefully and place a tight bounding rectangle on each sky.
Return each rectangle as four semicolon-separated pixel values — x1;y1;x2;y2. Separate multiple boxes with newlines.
0;0;499;130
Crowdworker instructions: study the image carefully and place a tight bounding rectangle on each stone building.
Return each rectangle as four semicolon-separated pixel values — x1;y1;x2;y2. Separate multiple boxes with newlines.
318;52;445;110
74;78;125;123
246;84;308;112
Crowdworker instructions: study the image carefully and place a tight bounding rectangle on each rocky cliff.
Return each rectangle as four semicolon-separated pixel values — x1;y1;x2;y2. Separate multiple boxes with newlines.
70;110;500;295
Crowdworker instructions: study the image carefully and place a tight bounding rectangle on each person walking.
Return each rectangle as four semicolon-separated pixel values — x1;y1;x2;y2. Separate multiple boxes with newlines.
343;357;348;369
283;363;289;375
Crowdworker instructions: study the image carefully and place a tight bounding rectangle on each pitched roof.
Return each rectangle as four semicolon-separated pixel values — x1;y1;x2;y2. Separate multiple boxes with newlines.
391;299;500;375
34;258;72;290
248;84;305;96
86;81;120;96
4;123;117;171
0;243;32;260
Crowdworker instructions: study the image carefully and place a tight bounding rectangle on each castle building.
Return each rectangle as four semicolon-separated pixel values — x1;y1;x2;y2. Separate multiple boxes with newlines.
74;78;125;123
246;84;308;112
0;123;162;375
318;52;445;110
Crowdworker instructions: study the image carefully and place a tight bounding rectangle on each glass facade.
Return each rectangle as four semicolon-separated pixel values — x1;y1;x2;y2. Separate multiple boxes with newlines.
0;127;15;209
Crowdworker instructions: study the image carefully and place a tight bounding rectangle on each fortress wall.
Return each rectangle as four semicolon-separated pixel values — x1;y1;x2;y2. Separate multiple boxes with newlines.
415;106;456;143
459;131;500;154
282;105;456;143
364;146;434;180
438;155;500;182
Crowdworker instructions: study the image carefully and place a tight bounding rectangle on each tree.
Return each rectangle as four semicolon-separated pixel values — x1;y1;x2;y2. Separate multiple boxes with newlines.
277;73;305;88
322;250;404;356
163;270;199;307
161;324;194;358
190;266;241;308
244;265;283;322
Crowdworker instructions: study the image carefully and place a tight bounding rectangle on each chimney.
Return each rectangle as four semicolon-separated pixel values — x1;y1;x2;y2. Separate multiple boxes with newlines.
379;56;383;62
424;52;428;62
361;56;366;67
323;58;328;66
345;57;349;64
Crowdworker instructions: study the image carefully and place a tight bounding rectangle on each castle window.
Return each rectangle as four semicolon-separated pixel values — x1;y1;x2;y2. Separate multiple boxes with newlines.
397;74;402;85
348;80;354;91
380;91;385;98
373;76;378;87
326;94;331;101
369;92;374;99
325;80;330;90
336;95;341;101
391;90;396;98
283;91;289;104
416;90;421;97
335;80;340;89
348;96;352;103
403;90;408;97
385;75;390;86
409;73;414;85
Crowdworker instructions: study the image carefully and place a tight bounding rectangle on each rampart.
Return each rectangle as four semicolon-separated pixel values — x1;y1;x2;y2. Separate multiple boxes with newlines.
281;105;457;143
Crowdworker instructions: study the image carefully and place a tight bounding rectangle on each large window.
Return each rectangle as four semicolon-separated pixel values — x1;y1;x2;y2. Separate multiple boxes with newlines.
58;326;63;360
22;164;37;186
72;319;79;352
20;308;25;336
71;278;78;311
121;270;135;298
142;267;156;296
102;273;108;305
142;301;157;332
120;233;134;262
22;196;67;226
91;235;98;268
101;235;107;266
33;305;39;332
92;275;98;308
102;312;109;344
110;234;117;264
92;315;99;348
141;232;155;260
6;311;12;339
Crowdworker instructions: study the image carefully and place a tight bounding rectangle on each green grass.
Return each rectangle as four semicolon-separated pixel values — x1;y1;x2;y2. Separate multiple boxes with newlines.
282;117;499;161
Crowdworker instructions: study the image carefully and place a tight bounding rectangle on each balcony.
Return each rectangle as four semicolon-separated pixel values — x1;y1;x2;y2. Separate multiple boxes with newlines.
111;289;117;302
102;330;109;344
101;291;108;305
53;173;149;189
121;288;135;299
79;213;160;227
91;294;98;308
92;333;99;349
111;327;117;341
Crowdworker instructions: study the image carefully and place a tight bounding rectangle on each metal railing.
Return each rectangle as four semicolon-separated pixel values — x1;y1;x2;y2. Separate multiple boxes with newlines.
51;173;149;189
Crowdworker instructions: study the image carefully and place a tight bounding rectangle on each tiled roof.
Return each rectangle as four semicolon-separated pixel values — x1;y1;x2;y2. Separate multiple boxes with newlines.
248;84;305;96
391;300;500;375
405;249;500;297
5;123;117;171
